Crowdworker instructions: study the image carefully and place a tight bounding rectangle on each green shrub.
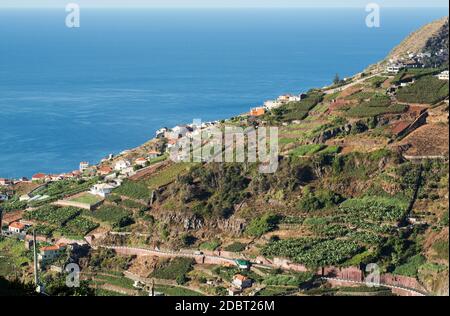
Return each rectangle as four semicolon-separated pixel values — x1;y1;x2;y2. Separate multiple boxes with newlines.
290;144;326;157
151;258;194;280
86;205;133;228
245;214;280;237
263;272;314;287
297;191;343;212
224;242;247;253
199;239;221;251
393;254;426;277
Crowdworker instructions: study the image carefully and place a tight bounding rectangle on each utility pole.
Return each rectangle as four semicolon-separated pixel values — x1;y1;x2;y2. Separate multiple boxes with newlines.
32;230;39;291
0;208;3;237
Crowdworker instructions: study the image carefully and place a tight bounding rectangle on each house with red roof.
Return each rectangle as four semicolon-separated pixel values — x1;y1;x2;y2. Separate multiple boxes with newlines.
39;243;67;261
31;173;47;182
98;166;113;176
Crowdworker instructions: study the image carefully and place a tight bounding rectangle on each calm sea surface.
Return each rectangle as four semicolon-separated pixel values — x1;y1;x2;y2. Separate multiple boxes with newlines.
0;8;447;177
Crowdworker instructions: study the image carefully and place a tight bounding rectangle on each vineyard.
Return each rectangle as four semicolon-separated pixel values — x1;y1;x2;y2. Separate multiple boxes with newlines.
22;205;98;238
24;205;81;226
261;238;363;268
85;205;133;229
35;178;99;200
57;217;99;238
113;180;151;201
338;196;408;223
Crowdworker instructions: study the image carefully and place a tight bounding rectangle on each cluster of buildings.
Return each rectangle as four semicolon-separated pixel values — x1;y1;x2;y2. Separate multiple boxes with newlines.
385;51;434;74
247;93;307;118
156;121;220;152
386;49;449;76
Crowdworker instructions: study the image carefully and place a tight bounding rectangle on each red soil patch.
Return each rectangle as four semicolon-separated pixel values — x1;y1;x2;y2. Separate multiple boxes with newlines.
400;123;449;157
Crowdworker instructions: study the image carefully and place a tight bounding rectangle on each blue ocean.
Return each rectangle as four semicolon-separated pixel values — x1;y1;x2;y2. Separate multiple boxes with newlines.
0;8;447;178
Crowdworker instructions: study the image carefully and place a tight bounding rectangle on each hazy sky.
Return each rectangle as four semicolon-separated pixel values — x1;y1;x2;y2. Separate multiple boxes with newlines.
1;0;448;9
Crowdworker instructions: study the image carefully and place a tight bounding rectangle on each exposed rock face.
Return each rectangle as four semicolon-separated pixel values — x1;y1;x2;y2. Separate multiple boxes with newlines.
311;122;368;144
157;212;246;235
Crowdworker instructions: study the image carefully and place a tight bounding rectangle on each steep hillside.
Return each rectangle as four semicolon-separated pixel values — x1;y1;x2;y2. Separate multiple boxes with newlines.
387;16;449;63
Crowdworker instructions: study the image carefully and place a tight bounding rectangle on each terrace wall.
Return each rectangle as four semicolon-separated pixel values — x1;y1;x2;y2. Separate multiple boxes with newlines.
53;199;101;211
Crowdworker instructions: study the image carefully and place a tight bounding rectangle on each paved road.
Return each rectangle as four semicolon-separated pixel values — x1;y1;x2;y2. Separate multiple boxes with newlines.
323;73;381;95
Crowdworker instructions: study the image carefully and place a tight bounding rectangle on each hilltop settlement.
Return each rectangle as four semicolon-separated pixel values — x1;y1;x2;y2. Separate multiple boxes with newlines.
1;17;449;296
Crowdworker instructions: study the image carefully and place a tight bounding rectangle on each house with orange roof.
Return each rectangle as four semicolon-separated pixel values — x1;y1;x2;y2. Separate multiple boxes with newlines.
39;243;67;261
249;107;266;117
98;166;113;176
8;222;28;234
135;157;148;167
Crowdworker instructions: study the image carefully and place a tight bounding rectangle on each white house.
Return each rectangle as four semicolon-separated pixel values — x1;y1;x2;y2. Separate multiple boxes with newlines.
114;159;131;171
0;178;12;186
79;161;89;172
90;183;115;198
135;157;148;167
263;100;282;109
8;222;27;234
156;127;168;138
437;70;449;80
232;274;252;290
38;244;67;262
167;125;191;139
386;63;404;74
120;167;136;177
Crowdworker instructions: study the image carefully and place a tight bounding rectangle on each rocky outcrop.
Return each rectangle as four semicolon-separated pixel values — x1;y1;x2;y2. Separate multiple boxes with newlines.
157;212;246;235
311;122;368;144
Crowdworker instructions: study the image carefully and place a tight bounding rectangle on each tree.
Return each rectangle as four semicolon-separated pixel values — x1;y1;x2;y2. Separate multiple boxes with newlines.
176;275;188;285
245;214;280;237
333;73;341;85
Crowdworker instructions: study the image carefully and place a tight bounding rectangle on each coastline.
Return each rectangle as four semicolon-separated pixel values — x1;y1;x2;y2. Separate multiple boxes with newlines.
2;8;446;179
0;72;348;181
